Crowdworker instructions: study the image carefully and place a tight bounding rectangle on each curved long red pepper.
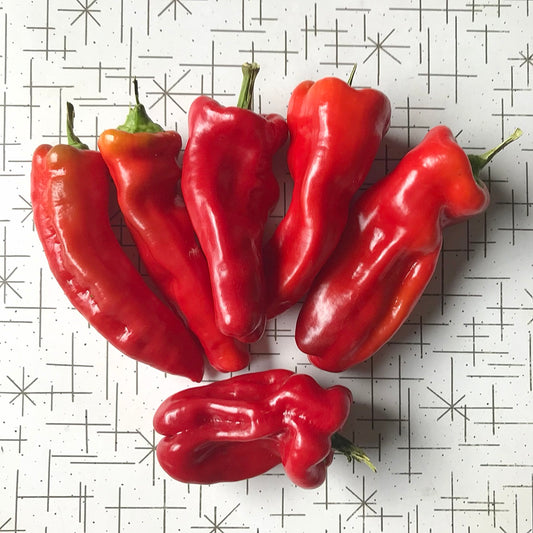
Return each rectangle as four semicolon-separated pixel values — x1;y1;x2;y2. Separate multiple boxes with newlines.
264;67;391;318
98;81;250;373
154;369;373;489
181;63;288;343
31;103;204;381
296;125;522;372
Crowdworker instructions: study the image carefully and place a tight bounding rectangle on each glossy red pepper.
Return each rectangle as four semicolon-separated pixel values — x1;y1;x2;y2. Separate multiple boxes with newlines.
264;67;391;317
154;369;374;489
31;103;204;381
296;126;523;372
98;81;249;373
181;63;288;343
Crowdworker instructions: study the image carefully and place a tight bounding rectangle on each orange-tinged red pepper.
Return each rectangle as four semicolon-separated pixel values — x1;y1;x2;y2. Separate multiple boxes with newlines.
98;82;250;373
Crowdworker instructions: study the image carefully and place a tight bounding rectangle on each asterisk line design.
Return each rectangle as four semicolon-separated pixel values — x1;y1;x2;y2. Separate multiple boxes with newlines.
361;29;408;84
135;429;156;464
0;267;23;301
427;387;468;421
158;0;192;19
70;0;100;26
2;368;38;416
1;227;25;303
345;482;378;521
59;0;101;45
519;49;533;68
364;29;402;64
510;43;532;85
193;504;248;532
148;71;191;122
13;195;33;224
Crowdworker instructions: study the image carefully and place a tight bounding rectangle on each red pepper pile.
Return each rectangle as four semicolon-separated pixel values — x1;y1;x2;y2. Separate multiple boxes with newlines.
31;63;521;489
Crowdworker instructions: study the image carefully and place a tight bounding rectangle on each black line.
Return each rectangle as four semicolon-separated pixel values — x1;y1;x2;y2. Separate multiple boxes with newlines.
3;13;7;83
47;449;52;512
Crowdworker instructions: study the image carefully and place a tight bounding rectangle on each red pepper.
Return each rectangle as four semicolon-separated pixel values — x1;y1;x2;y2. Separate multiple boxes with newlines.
31;103;204;381
154;369;374;489
98;81;249;373
181;63;288;343
264;66;391;317
296;126;523;372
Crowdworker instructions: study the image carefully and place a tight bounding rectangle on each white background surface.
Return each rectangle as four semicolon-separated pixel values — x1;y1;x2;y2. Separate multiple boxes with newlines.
1;1;532;532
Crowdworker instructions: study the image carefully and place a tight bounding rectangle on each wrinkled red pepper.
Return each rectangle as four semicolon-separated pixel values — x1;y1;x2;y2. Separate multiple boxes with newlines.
296;126;523;372
31;103;204;381
181;63;288;343
154;369;374;488
98;81;250;373
264;67;391;317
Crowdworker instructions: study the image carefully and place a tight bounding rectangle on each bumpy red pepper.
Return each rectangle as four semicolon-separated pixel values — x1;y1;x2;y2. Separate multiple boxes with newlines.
31;103;204;381
264;67;391;317
181;63;288;343
154;369;374;488
296;126;523;372
98;81;249;373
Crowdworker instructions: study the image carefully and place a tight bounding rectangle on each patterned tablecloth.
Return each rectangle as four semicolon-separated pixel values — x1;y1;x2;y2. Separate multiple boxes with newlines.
1;1;532;532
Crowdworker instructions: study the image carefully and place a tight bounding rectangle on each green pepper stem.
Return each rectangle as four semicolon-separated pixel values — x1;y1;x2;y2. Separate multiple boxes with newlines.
117;77;164;134
468;128;523;180
331;432;377;472
347;63;358;86
236;62;260;110
66;102;89;150
133;77;141;106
